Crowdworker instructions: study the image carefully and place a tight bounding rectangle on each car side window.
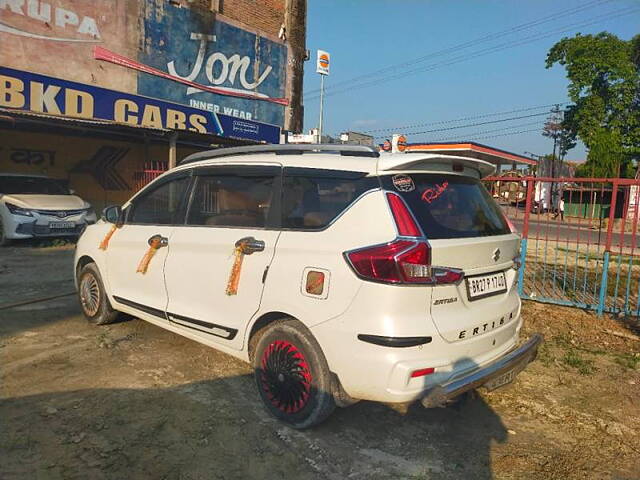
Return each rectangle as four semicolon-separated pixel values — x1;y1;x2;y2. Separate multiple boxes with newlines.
282;169;378;229
186;174;276;228
128;176;189;225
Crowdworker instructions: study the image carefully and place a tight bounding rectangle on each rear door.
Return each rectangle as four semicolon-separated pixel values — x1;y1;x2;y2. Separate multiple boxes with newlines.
380;173;520;345
163;164;281;351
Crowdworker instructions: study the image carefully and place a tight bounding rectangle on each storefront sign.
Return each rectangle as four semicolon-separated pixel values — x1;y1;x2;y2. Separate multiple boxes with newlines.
0;0;101;42
0;67;282;143
216;114;280;144
138;2;288;127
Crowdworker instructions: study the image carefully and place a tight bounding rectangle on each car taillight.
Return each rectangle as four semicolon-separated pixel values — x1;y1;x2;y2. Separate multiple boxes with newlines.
345;240;463;285
346;240;414;284
386;192;421;237
345;190;463;285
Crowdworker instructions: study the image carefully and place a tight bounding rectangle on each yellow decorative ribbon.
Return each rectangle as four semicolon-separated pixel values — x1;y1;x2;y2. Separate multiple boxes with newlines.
136;236;163;274
98;225;119;250
226;244;245;296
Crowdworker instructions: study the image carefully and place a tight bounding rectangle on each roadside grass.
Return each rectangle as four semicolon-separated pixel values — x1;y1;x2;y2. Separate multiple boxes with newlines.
613;352;640;370
562;349;596;375
556;246;640;267
540;332;639;375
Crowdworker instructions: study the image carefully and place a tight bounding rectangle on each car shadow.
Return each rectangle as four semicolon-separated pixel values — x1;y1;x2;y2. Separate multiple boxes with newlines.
1;372;508;479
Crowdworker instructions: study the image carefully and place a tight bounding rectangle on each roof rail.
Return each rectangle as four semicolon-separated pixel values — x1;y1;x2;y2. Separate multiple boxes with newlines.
179;144;379;165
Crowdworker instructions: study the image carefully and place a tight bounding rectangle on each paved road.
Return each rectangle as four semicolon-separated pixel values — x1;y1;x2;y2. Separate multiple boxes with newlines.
503;207;639;249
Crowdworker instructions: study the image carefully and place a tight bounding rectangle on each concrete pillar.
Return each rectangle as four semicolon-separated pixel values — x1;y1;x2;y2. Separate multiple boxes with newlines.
168;132;178;170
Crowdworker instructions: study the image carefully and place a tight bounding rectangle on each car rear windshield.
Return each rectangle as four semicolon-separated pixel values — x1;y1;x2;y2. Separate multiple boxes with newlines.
381;174;509;239
0;176;69;195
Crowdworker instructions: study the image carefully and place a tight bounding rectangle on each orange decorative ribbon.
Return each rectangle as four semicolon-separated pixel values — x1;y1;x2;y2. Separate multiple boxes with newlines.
136;235;164;274
226;244;245;296
98;225;119;250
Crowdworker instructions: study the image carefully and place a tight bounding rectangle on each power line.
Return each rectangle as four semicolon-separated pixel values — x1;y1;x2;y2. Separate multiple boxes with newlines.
304;0;613;96
429;128;540;142
364;102;566;135
430;128;544;143
415;121;545;142
306;6;638;101
372;112;550;139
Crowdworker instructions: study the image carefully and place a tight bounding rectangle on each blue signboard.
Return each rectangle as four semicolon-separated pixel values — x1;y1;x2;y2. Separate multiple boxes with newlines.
138;1;288;127
0;67;281;143
217;113;281;144
0;66;223;135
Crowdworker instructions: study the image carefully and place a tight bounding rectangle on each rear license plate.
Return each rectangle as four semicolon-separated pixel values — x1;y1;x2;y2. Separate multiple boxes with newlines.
49;222;75;229
466;271;507;300
483;368;516;391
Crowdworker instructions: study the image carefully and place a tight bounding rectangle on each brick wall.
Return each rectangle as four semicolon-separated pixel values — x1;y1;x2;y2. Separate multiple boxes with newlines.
222;0;285;37
184;0;285;37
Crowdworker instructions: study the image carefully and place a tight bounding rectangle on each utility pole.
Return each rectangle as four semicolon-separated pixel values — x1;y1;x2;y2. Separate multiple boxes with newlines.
543;104;563;211
283;0;307;134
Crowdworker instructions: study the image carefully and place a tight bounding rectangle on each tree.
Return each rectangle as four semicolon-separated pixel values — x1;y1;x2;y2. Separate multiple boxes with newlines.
546;32;640;178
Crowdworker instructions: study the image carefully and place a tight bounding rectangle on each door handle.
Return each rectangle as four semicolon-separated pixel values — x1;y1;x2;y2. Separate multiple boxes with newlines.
236;236;265;255
148;234;169;248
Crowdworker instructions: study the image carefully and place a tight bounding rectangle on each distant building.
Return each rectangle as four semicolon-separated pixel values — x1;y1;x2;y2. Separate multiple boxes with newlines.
400;141;537;173
339;131;374;147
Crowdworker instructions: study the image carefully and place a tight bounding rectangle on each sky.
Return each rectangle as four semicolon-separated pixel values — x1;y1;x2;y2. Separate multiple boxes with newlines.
302;0;640;162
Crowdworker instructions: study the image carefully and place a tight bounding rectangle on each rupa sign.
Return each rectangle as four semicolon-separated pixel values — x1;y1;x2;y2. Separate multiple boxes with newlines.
0;0;101;41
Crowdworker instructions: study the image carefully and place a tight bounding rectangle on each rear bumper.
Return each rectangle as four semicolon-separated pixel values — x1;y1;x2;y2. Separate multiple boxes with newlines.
421;333;543;408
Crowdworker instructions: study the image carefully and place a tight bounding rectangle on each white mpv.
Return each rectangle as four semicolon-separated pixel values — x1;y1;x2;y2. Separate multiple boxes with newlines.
74;144;542;428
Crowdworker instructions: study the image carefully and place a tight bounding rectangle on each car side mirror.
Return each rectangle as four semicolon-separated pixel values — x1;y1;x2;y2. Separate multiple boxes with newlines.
102;205;123;226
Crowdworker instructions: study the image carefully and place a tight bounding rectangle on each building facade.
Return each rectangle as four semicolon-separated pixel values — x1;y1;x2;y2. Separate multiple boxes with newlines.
0;0;307;210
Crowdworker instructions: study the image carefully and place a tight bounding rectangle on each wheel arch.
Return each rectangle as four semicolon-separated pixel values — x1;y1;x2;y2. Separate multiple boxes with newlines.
75;255;96;278
246;311;313;361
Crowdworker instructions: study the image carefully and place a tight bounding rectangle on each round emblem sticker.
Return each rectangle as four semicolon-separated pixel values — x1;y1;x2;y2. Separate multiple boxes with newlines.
392;174;415;192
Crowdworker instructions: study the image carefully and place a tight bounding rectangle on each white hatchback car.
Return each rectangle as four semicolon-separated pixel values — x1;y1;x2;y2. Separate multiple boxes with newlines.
74;144;541;428
0;173;97;246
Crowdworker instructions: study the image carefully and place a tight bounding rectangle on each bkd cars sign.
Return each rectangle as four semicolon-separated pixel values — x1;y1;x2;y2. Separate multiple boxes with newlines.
0;67;223;134
0;66;282;143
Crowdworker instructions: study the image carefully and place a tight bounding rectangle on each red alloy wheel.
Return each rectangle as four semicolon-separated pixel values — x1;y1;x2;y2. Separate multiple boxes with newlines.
260;340;313;414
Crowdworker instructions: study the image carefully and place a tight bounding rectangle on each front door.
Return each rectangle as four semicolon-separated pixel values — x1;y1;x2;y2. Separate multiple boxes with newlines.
105;173;191;318
163;165;281;350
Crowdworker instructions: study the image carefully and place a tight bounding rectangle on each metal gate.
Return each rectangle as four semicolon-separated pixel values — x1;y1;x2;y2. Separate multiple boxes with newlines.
486;176;640;317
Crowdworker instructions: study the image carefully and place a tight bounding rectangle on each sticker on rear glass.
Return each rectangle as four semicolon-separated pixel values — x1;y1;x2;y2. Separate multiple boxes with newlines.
421;181;449;203
392;174;415;192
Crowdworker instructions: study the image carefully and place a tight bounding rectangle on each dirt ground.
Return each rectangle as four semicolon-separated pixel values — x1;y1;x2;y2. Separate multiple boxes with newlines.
1;244;639;480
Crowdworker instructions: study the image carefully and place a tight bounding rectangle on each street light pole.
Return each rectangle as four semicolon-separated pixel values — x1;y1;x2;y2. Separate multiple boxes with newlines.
318;74;324;143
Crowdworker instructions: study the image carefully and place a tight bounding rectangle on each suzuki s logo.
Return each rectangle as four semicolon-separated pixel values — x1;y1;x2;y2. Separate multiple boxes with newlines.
493;248;501;262
56;211;67;218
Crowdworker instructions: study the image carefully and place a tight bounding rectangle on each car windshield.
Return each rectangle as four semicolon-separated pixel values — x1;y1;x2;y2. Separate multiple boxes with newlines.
381;173;510;239
0;176;69;195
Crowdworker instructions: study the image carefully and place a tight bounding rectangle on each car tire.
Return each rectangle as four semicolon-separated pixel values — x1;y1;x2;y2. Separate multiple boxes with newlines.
77;262;119;325
253;320;336;429
0;217;11;247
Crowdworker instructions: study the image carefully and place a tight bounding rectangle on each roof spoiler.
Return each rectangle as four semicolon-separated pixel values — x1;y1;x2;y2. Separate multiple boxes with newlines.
378;153;496;178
